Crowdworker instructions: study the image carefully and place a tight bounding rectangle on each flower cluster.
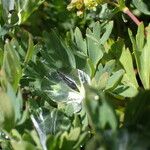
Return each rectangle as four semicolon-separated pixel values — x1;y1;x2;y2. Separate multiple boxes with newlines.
67;0;107;16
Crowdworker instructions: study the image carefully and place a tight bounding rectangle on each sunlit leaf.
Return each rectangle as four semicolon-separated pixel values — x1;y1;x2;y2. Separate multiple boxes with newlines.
119;47;138;89
0;83;23;131
41;69;90;113
0;89;15;131
2;39;22;91
129;23;150;89
11;141;36;150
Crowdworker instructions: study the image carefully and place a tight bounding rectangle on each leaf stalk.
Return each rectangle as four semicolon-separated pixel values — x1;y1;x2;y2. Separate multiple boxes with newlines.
123;7;142;26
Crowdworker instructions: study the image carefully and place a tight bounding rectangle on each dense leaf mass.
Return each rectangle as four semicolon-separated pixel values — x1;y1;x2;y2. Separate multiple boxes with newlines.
0;0;150;150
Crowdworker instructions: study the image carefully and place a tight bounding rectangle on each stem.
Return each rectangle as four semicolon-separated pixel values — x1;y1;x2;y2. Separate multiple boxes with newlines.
123;7;141;26
107;1;119;7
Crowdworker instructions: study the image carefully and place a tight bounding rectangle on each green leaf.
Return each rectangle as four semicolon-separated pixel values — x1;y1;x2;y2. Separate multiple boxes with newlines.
39;68;90;113
68;127;80;141
85;58;95;77
24;33;35;65
31;108;71;150
2;39;22;91
113;84;138;98
124;90;150;129
0;83;23;130
0;89;15;131
136;23;145;51
73;132;89;149
0;48;3;68
132;0;150;15
11;129;22;140
0;83;23;131
29;130;42;149
85;87;118;131
43;31;76;69
16;0;45;24
8;86;23;123
2;0;14;13
109;39;124;60
46;133;60;150
93;21;101;41
119;47;139;88
93;60;116;89
99;96;118;131
92;72;109;90
100;21;113;45
105;69;125;90
74;27;87;55
1;0;15;23
129;23;150;89
98;4;119;20
140;32;150;89
86;27;103;69
11;141;36;150
86;129;150;150
1;0;44;24
0;25;8;37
